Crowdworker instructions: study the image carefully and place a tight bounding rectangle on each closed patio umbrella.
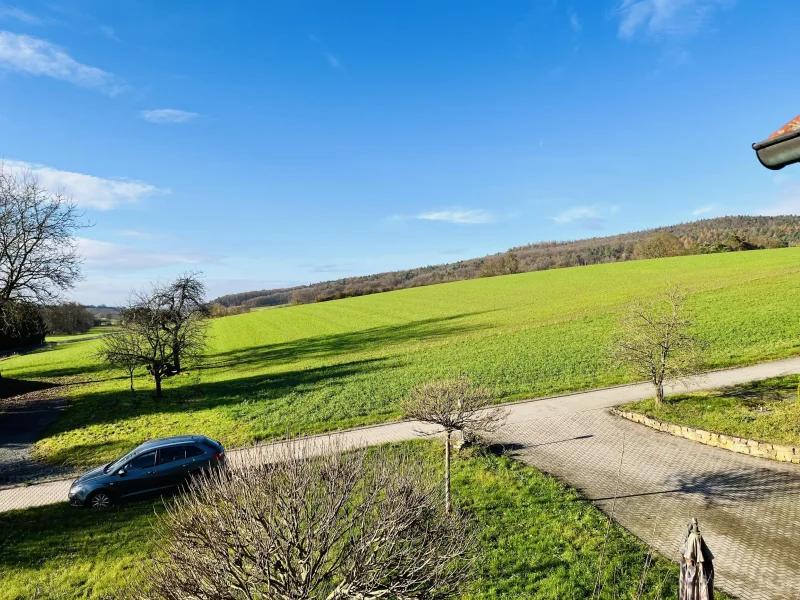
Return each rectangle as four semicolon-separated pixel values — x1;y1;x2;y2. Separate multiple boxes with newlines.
753;115;800;170
679;518;715;600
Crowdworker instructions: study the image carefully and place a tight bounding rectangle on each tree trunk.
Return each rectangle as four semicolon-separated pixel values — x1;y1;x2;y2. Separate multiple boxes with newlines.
173;339;181;374
129;370;135;393
154;371;162;398
655;382;664;407
444;430;451;514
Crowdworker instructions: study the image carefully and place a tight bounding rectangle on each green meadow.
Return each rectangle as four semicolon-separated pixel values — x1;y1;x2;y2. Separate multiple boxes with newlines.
0;441;712;600
624;375;800;445
4;247;800;468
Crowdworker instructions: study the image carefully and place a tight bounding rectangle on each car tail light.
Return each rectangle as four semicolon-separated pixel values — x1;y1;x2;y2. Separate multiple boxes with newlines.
213;452;225;461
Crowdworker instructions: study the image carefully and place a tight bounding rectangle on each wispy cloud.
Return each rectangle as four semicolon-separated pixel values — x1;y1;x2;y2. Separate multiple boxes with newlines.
77;238;216;271
3;159;169;210
553;205;619;229
309;33;344;71
302;262;352;273
0;3;40;24
416;208;494;225
692;205;716;216
325;53;343;70
139;108;201;124
117;230;168;240
0;31;126;94
568;9;582;33
615;0;734;39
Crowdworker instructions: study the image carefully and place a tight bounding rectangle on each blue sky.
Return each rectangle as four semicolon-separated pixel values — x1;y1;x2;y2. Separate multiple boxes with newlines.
1;0;799;304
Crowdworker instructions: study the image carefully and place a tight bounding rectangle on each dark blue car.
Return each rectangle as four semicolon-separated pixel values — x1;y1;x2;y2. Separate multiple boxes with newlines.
68;435;226;509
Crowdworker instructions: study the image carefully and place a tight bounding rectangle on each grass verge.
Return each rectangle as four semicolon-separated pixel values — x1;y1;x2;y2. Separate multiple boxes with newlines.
622;375;800;445
0;440;729;599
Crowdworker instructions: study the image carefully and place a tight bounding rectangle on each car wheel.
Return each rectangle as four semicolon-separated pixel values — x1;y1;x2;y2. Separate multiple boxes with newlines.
87;490;112;509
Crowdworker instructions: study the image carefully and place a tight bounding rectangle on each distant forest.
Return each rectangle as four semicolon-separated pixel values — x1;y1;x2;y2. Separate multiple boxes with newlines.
214;215;800;308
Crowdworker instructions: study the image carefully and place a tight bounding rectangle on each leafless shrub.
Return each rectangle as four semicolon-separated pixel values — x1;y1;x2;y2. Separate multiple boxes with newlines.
97;327;145;394
402;376;507;513
612;285;704;406
141;442;476;600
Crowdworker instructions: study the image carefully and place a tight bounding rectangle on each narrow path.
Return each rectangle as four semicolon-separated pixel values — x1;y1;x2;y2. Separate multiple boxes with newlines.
2;357;800;598
0;390;73;486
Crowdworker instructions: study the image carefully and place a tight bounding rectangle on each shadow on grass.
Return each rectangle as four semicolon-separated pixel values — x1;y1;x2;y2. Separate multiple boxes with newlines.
202;311;493;371
0;378;58;399
42;356;396;447
0;498;163;571
40;313;494;440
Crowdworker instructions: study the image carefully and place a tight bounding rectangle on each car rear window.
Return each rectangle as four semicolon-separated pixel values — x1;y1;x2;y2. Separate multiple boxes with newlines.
159;446;187;465
185;445;205;458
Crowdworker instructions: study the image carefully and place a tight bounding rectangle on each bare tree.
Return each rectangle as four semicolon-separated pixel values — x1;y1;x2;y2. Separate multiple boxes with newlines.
97;328;144;394
116;292;173;398
612;285;703;406
0;166;87;305
402;375;507;513
142;442;475;599
102;276;209;398
153;272;209;374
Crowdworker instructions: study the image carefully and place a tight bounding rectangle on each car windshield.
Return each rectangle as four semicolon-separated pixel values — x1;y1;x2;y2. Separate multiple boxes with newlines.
105;449;140;473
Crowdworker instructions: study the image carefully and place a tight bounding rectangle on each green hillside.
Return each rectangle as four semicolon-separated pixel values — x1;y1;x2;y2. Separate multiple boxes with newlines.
5;247;800;468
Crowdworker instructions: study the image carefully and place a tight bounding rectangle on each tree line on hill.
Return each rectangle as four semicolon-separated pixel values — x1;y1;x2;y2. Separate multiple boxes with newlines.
214;215;800;308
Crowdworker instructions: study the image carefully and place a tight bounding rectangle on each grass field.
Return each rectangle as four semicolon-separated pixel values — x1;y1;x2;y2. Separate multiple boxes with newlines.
0;441;717;600
45;326;118;343
623;376;800;445
4;248;800;468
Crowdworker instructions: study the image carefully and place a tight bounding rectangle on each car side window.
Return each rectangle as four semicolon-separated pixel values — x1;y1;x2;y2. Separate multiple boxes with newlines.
159;446;187;465
126;451;156;471
185;445;205;458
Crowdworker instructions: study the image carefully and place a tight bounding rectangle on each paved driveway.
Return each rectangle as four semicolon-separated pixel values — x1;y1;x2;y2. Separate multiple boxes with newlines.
3;357;800;599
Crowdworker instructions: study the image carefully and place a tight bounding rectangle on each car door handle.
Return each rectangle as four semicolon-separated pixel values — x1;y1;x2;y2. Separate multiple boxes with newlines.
147;470;156;474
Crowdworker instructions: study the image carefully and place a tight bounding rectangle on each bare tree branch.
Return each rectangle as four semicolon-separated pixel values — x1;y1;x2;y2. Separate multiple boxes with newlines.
611;285;704;406
141;441;476;599
0;165;88;305
402;376;507;513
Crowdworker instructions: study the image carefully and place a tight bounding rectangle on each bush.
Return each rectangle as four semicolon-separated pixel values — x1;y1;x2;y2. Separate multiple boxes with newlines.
0;301;46;351
633;234;686;259
42;302;95;335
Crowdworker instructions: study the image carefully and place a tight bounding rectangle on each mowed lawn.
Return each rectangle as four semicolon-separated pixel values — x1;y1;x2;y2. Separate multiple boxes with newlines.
0;441;712;600
623;375;800;445
4;248;800;468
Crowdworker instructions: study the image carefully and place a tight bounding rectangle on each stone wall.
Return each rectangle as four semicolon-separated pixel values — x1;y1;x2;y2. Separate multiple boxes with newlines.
612;408;800;464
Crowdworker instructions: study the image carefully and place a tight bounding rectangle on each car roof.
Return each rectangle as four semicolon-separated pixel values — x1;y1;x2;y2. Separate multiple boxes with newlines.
134;435;207;452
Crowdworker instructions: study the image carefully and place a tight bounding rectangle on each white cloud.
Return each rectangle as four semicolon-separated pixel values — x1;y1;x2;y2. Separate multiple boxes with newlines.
692;205;715;216
552;205;608;229
615;0;734;39
755;195;800;217
117;230;167;240
77;237;216;270
3;159;169;210
0;4;40;24
568;9;582;33
0;31;126;94
139;108;201;124
416;208;494;225
325;53;342;69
